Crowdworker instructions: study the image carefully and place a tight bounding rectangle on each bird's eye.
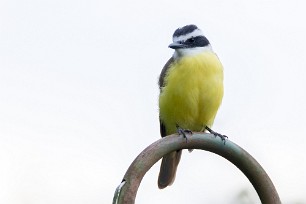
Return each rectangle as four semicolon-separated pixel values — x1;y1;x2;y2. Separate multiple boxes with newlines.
187;37;195;43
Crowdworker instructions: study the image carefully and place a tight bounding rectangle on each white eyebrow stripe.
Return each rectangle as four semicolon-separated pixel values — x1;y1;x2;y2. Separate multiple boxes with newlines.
173;29;204;42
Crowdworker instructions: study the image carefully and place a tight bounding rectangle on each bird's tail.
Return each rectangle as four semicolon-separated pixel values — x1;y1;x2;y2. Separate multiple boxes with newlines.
158;150;182;189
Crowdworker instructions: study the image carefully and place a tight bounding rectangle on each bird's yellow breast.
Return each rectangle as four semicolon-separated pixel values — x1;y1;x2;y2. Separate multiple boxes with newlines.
159;51;224;135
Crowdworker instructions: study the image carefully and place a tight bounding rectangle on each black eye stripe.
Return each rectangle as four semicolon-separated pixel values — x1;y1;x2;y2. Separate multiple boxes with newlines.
183;36;210;48
186;36;200;43
187;37;195;42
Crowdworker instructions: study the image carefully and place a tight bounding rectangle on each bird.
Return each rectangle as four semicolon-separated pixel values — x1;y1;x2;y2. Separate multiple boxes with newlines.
158;24;225;189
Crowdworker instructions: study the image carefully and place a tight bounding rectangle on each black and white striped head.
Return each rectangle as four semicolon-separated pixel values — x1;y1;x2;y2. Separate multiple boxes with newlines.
169;25;212;58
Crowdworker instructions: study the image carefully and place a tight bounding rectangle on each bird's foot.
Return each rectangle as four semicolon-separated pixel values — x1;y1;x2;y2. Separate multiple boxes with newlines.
176;124;192;142
205;126;228;144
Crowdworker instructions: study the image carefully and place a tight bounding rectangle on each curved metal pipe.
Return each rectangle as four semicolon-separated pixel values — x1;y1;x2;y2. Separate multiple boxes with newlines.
113;133;281;204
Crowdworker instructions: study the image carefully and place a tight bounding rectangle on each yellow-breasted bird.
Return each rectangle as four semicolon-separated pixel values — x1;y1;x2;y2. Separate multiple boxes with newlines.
158;24;225;189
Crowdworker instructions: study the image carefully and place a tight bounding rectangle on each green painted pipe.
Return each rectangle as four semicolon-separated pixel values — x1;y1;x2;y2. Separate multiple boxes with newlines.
113;133;281;204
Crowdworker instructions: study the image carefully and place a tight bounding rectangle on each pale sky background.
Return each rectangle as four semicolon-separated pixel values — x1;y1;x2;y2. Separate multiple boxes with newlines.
1;0;306;203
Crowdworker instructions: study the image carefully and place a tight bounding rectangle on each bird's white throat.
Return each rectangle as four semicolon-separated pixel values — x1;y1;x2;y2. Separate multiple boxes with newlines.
173;45;213;59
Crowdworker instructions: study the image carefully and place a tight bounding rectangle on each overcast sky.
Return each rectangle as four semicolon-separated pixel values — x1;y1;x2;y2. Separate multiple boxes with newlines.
1;0;306;203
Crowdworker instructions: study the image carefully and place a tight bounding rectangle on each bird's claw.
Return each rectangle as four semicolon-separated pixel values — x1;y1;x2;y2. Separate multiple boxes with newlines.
176;124;192;142
205;126;228;144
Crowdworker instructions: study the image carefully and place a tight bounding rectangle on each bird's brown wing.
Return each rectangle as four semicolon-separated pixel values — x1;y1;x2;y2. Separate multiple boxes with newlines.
159;57;174;138
158;57;182;189
158;57;174;91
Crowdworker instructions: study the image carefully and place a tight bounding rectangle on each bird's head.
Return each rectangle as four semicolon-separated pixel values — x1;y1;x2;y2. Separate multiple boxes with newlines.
169;24;212;58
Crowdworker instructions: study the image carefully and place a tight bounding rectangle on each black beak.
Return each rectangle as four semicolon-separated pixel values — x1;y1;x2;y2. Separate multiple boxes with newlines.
168;42;186;49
